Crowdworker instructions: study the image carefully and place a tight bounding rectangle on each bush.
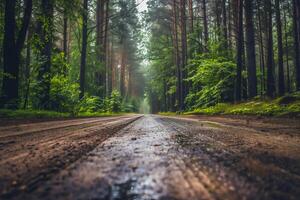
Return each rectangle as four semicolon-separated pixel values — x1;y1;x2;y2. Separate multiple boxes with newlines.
186;56;236;109
49;75;79;113
108;90;122;113
77;95;105;114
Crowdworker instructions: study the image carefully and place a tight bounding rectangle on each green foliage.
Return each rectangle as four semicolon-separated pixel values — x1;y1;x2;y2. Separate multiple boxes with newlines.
49;75;79;113
0;109;70;119
187;93;300;118
122;98;140;113
186;55;236;109
78;95;105;114
78;90;123;114
108;90;122;113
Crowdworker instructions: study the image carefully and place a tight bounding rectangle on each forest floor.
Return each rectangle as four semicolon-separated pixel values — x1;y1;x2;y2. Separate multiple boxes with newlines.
0;114;299;200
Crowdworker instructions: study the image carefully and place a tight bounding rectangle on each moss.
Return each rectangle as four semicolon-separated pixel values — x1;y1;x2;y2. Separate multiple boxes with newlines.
187;93;300;118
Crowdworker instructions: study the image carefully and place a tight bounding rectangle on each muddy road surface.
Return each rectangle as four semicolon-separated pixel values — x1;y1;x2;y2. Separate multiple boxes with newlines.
0;115;299;200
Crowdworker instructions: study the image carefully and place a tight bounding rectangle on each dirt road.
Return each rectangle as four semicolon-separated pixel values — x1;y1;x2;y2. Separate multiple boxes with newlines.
0;115;299;200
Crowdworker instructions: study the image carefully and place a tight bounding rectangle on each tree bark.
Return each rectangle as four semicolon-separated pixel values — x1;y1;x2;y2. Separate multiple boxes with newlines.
265;0;276;97
257;0;266;95
293;0;300;91
1;0;32;108
120;44;126;97
283;7;291;93
172;0;182;111
222;0;228;50
180;0;188;110
63;8;68;63
202;0;209;51
275;0;285;96
235;0;243;101
244;0;257;98
104;0;110;96
36;0;54;109
188;0;194;32
79;0;88;99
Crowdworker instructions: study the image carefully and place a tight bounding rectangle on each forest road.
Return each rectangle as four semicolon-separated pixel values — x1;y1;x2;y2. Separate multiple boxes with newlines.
0;115;300;200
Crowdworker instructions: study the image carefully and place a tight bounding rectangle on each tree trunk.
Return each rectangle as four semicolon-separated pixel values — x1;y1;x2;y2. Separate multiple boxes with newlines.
172;0;182;111
235;0;243;101
180;0;188;110
1;0;32;108
79;0;88;99
244;0;257;98
104;0;110;96
283;8;291;93
23;29;32;109
202;0;209;51
222;0;228;50
265;0;276;97
63;9;68;63
257;0;266;95
188;0;194;32
293;0;300;91
96;0;105;94
120;44;126;97
275;0;285;96
36;0;54;109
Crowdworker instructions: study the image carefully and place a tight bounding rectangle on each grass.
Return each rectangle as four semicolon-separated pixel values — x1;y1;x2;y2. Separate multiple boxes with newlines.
77;112;125;117
0;109;127;120
161;92;300;118
186;93;300;118
0;109;71;119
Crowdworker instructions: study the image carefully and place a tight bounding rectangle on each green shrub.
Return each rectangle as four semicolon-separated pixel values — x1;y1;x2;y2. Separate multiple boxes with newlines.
186;56;235;109
50;75;79;113
78;95;105;114
108;90;122;113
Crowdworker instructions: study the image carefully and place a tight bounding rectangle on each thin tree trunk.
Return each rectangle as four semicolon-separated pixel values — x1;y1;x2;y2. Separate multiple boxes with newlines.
188;0;194;32
104;0;110;96
79;0;88;99
172;0;182;111
222;0;228;50
244;0;257;98
265;0;276;97
202;0;209;51
275;0;285;96
23;29;32;109
257;0;266;95
293;0;300;90
63;8;68;75
120;44;126;97
283;7;291;93
180;0;188;110
235;0;243;102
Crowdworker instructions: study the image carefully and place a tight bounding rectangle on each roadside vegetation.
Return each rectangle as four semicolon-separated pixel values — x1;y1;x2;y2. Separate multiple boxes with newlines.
0;90;137;119
160;93;300;118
